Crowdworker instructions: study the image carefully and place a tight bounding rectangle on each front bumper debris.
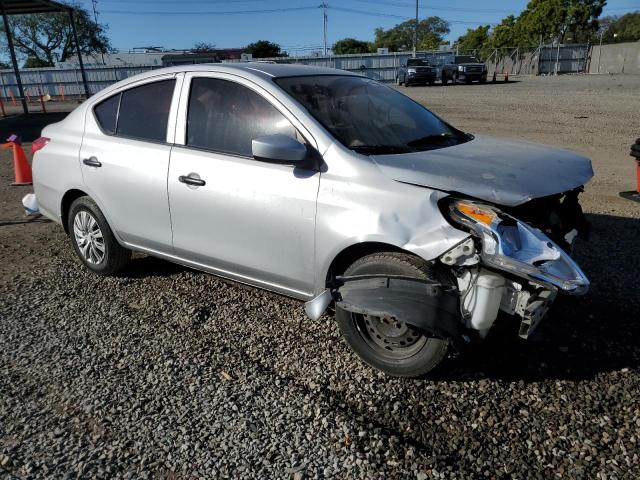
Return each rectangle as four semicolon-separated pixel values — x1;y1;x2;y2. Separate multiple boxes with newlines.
333;275;460;338
305;274;460;339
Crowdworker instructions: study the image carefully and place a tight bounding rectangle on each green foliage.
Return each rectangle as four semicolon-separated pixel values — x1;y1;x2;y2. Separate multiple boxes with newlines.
455;0;608;56
0;2;112;67
332;38;372;55
514;0;606;44
373;17;450;52
244;40;287;58
490;15;518;49
456;25;491;59
23;56;50;68
601;12;640;43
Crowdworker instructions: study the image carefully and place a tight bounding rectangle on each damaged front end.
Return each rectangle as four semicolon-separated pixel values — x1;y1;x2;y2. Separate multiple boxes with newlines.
306;189;590;345
440;194;589;339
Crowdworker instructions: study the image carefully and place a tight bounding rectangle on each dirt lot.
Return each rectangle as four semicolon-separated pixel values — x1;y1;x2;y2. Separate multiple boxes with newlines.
1;74;639;479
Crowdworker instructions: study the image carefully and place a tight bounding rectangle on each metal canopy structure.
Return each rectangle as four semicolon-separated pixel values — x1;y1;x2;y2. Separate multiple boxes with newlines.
0;0;90;114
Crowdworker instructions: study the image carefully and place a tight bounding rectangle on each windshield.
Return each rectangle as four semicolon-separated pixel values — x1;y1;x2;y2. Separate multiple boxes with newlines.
407;59;430;67
275;75;470;155
455;55;480;64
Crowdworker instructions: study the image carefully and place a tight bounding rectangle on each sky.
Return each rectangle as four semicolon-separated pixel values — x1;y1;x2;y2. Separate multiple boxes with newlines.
75;0;640;55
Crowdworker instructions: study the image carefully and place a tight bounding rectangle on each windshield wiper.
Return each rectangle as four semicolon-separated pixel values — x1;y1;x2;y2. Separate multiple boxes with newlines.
350;144;413;155
406;133;462;148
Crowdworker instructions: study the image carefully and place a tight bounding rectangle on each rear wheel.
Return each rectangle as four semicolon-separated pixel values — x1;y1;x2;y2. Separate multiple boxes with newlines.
67;196;131;275
335;252;452;377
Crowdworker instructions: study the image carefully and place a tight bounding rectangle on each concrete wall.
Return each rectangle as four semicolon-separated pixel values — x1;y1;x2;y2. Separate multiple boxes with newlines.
589;42;640;74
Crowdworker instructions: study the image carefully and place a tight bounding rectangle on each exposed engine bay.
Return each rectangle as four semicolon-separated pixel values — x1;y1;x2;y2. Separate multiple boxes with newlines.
438;189;589;340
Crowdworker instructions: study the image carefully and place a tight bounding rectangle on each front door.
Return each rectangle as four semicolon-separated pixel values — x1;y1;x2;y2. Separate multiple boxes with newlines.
167;75;320;298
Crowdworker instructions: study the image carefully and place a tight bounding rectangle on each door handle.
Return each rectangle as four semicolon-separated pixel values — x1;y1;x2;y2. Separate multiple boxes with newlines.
83;156;102;167
178;174;206;187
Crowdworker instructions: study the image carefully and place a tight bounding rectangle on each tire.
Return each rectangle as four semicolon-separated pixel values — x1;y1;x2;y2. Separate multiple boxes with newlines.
335;252;453;378
67;196;131;275
429;80;435;86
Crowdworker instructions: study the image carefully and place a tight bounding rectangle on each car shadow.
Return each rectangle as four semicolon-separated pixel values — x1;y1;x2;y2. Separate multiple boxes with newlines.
434;212;640;382
437;80;521;87
118;254;189;279
0;216;51;227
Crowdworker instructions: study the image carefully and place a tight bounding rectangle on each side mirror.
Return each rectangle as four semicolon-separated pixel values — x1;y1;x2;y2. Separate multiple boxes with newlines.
252;134;307;164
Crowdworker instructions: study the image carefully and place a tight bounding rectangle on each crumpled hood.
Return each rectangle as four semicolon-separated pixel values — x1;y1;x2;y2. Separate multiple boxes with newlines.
370;135;594;206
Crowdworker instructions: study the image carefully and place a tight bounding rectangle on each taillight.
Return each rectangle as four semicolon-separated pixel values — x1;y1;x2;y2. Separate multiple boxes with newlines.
31;137;50;155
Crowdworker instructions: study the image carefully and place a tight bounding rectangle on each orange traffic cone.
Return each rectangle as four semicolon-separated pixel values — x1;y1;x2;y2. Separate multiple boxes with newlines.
2;135;32;185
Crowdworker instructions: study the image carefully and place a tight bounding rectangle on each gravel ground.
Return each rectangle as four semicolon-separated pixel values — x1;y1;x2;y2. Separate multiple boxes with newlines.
1;74;640;479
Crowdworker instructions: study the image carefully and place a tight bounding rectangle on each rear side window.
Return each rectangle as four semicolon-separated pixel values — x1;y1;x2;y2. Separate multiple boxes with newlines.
186;77;296;157
117;79;176;142
94;94;120;134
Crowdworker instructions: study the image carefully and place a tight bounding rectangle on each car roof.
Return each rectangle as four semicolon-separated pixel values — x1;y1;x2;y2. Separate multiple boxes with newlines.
136;62;361;81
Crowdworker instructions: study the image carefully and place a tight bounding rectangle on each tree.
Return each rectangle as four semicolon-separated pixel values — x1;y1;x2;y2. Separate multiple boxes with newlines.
374;17;450;52
332;38;372;55
192;42;216;53
456;25;491;59
23;56;50;68
0;2;112;66
510;0;606;45
488;15;518;49
244;40;287;58
601;12;640;43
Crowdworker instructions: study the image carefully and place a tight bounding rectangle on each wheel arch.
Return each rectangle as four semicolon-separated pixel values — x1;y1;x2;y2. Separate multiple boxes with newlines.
324;241;411;285
60;188;89;234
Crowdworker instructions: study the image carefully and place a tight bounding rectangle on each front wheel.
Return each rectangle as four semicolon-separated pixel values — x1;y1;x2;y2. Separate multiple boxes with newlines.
67;196;131;275
335;252;451;377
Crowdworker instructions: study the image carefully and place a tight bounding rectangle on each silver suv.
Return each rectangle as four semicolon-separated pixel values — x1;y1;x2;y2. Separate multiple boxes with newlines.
33;64;592;377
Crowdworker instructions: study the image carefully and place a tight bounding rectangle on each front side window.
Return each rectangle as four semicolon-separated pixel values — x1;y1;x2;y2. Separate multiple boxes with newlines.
275;75;470;155
186;77;296;157
115;79;176;142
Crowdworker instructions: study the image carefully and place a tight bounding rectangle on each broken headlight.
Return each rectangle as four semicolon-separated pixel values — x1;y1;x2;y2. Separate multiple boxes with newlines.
446;200;589;295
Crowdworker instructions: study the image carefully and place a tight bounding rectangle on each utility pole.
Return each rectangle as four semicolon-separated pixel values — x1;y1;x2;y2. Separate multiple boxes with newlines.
321;1;328;56
413;0;419;58
91;0;98;23
91;0;106;65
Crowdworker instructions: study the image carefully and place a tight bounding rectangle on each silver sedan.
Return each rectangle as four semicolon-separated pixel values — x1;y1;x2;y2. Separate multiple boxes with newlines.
32;63;592;377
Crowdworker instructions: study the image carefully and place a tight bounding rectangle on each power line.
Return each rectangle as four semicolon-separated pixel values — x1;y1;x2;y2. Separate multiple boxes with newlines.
85;0;271;3
329;5;495;24
352;0;520;14
100;6;319;15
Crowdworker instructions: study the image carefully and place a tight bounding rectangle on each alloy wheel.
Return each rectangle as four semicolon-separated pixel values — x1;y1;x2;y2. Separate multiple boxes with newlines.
73;210;105;264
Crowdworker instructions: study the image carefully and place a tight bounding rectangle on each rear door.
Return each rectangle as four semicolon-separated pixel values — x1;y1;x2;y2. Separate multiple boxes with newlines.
167;73;320;298
79;74;183;252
